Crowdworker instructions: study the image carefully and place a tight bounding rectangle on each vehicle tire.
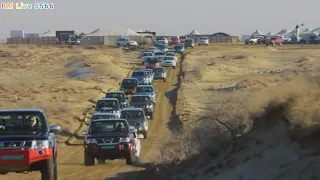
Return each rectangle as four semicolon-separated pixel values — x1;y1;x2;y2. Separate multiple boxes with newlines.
84;150;95;166
198;44;200;46
163;78;166;82
143;131;148;139
117;43;120;47
40;155;56;180
150;112;154;120
173;66;176;69
126;149;136;165
98;158;105;164
192;46;194;49
206;44;208;46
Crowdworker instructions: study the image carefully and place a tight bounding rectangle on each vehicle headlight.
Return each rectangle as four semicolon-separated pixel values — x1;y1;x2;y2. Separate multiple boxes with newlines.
144;78;148;81
32;140;49;149
85;138;97;144
147;105;153;108
119;137;131;142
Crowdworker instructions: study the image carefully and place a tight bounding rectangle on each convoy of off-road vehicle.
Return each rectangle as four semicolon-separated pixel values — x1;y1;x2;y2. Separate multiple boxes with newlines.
0;39;184;179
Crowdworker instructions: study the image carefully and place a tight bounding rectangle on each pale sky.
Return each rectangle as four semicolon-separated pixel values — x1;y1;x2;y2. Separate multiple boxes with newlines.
0;0;319;38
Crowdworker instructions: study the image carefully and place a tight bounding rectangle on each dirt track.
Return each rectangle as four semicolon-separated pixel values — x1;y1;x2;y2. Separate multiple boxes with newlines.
0;46;183;180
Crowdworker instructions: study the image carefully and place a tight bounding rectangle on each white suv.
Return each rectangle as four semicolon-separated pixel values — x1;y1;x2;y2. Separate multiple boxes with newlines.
116;37;138;47
198;37;209;46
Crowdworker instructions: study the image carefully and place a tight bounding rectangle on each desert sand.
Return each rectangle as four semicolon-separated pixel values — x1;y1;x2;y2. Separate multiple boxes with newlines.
154;44;320;180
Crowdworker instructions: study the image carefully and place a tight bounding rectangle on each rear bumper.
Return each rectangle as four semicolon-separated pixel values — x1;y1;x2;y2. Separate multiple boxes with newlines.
0;148;53;173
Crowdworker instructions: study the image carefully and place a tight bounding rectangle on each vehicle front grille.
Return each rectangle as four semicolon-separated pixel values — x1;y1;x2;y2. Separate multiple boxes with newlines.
0;141;33;150
96;137;120;144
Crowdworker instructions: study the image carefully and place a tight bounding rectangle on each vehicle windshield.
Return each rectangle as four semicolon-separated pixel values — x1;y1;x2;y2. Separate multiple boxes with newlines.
89;120;129;134
174;45;182;50
121;111;144;119
164;56;174;60
153;68;164;73
149;48;156;50
106;93;124;99
143;53;153;56
157;45;167;49
96;100;119;109
166;53;174;56
132;71;148;77
122;79;138;85
92;114;116;120
136;86;153;92
155;52;165;56
0;111;48;134
156;37;165;40
200;37;207;40
185;39;192;43
180;36;187;39
147;59;159;64
131;96;152;103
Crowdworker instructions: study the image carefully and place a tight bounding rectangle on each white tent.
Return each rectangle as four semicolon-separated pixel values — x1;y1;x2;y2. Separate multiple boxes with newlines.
266;31;274;37
82;28;143;45
41;30;56;37
251;29;264;36
276;29;290;36
188;30;201;35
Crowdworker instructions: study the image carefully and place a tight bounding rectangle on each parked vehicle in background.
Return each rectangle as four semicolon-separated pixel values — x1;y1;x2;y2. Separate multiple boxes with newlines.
173;44;185;54
155;40;166;46
169;36;180;45
119;78;139;94
245;35;265;44
68;35;80;45
184;38;194;48
116;37;138;47
179;36;188;43
309;36;320;44
266;36;284;46
288;36;302;44
198;37;209;46
0;109;61;180
82;119;140;165
283;36;291;44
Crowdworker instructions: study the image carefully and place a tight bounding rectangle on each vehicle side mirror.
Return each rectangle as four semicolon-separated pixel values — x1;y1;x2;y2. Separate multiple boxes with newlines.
82;130;88;135
49;125;61;133
92;104;96;108
119;83;121;85
129;126;137;133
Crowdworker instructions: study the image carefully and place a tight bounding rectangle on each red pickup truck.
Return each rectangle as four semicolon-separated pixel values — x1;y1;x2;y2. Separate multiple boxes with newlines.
266;36;284;46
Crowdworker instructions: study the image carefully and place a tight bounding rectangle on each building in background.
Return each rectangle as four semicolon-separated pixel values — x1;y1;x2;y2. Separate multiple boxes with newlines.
10;30;24;38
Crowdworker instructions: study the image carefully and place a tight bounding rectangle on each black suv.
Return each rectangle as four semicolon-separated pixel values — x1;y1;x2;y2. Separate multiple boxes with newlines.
309;36;320;44
0;109;61;180
119;78;139;94
82;119;140;165
105;91;128;108
129;95;154;119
